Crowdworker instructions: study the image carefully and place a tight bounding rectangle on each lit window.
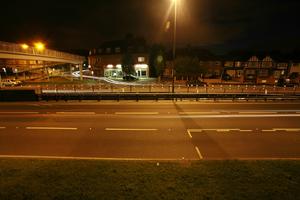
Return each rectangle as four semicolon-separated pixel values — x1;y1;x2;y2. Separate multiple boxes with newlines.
107;64;113;68
116;64;122;69
138;57;145;62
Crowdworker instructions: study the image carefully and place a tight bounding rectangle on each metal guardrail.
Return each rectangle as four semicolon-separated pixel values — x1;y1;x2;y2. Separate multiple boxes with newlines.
0;41;84;63
39;84;300;95
40;92;300;102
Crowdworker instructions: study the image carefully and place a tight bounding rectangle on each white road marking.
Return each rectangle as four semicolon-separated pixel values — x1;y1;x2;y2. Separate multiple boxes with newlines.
0;155;184;161
239;130;253;132
0;127;6;129
105;128;158;131
273;128;300;132
26;127;78;131
262;129;276;132
115;112;159;115
239;111;277;114
0;112;39;114
195;146;203;160
56;112;96;115
187;130;193;138
179;112;220;115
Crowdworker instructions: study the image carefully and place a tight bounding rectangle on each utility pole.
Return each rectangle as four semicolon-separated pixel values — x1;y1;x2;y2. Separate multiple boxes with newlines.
172;0;178;93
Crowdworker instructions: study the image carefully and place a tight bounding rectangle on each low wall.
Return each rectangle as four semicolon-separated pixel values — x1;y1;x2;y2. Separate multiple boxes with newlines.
0;89;38;102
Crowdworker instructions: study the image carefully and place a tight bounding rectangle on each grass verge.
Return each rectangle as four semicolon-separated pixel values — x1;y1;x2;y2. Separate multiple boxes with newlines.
1;159;300;200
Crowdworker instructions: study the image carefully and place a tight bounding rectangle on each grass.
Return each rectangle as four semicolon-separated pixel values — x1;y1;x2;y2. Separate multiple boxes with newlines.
1;159;300;200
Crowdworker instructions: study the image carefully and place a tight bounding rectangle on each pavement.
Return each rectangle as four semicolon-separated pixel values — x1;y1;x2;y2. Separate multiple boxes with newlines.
1;101;300;160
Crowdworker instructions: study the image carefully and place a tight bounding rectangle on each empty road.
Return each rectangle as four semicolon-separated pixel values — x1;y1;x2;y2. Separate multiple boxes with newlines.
1;101;300;160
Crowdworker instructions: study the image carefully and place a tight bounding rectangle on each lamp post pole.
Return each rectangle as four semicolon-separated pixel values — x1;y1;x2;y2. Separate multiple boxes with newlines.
172;0;178;93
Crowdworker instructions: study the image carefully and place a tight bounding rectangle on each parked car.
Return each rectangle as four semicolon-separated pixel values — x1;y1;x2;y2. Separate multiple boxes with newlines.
186;79;207;87
123;75;138;81
1;79;21;87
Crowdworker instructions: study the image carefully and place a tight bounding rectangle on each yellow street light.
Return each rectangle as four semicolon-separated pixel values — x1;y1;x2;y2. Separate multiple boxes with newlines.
21;44;29;50
34;42;45;51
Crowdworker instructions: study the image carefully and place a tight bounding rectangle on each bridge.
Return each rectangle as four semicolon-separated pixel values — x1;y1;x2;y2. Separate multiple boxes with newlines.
0;41;85;81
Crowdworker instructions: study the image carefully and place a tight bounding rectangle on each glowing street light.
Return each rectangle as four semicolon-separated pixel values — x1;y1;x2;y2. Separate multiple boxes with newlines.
21;44;29;50
34;42;45;51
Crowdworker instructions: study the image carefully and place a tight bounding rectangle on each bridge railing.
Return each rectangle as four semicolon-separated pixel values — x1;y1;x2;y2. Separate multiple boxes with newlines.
0;41;84;63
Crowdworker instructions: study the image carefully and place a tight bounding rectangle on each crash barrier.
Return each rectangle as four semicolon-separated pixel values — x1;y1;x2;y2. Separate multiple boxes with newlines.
0;90;38;102
40;92;300;102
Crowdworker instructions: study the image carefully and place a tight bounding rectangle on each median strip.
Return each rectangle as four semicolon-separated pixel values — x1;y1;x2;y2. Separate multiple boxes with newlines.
26;127;78;131
105;128;158;131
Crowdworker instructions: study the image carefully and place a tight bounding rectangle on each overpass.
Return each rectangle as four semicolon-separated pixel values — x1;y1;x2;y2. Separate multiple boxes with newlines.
0;41;85;80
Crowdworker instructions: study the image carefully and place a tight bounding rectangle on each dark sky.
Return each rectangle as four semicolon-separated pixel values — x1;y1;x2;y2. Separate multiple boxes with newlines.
1;0;300;53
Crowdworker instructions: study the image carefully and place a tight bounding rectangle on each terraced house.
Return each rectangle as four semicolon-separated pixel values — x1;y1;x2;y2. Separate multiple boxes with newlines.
88;36;149;78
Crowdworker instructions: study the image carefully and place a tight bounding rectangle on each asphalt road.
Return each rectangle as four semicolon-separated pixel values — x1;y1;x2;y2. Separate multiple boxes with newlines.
1;101;300;160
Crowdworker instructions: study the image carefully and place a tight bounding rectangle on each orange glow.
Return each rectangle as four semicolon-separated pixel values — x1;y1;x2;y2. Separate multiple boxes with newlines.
34;42;45;51
21;44;29;50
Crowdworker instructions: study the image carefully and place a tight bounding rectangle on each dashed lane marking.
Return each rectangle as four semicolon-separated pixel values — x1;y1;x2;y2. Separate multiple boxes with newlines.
115;112;159;115
179;112;220;115
262;129;276;132
238;112;277;114
105;128;158;131
26;127;78;131
239;130;253;132
0;127;6;129
56;112;96;115
195;146;203;160
273;128;300;132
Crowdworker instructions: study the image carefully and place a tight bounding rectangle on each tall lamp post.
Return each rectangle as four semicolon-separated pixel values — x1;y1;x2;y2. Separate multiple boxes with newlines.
171;0;178;93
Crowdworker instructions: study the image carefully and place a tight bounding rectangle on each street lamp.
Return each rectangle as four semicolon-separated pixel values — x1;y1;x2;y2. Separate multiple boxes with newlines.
171;0;178;93
34;42;45;51
21;44;29;50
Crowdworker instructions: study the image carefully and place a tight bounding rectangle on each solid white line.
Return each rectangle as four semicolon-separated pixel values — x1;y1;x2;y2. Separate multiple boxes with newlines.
105;128;158;131
239;130;253;132
195;146;203;160
0;155;183;161
26;127;78;130
0;112;39;114
115;112;159;115
179;112;220;115
56;112;96;115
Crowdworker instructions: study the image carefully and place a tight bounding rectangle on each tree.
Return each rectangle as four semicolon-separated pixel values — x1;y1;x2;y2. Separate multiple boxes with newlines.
149;44;166;77
174;56;206;78
121;53;135;76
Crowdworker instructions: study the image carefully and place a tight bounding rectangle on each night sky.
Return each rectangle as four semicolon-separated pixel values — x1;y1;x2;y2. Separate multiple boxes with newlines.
1;0;299;53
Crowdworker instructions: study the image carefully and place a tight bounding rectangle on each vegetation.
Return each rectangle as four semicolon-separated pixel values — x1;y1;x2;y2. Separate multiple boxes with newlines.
175;56;206;78
121;52;135;76
1;159;300;200
149;44;166;77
